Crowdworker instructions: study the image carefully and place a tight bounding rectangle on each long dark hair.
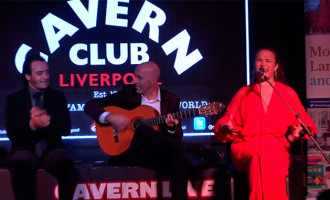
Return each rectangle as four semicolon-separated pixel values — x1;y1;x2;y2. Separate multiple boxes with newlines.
251;47;287;84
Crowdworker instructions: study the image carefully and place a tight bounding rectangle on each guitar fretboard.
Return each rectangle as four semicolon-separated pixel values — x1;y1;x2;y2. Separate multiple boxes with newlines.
141;108;200;127
132;102;224;128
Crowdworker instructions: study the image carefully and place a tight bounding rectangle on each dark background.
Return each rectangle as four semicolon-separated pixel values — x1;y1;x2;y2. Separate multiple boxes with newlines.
0;0;307;172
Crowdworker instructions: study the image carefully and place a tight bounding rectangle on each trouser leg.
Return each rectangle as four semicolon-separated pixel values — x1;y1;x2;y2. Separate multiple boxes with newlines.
9;150;39;200
133;124;189;200
42;149;76;200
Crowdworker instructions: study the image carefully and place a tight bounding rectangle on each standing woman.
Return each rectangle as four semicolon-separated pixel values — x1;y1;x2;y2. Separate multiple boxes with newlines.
214;48;317;200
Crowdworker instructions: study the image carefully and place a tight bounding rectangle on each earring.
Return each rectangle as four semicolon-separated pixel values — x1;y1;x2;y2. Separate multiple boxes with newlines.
273;71;278;78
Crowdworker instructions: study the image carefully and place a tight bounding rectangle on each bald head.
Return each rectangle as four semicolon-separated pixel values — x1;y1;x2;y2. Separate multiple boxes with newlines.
136;61;160;81
134;61;161;98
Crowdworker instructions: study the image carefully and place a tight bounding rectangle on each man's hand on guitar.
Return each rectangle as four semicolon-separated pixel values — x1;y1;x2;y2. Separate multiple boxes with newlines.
165;114;179;127
105;113;130;132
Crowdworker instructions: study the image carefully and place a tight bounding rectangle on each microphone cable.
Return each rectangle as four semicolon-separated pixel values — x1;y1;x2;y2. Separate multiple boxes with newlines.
258;79;265;200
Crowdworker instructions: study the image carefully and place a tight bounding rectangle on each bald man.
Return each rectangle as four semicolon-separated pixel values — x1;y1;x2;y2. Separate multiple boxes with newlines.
84;61;188;200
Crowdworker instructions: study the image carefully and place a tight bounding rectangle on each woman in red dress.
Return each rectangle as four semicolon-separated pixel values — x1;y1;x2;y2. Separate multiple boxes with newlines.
214;48;317;200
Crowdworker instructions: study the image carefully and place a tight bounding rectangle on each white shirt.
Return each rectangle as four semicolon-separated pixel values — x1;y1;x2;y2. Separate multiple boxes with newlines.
141;87;161;115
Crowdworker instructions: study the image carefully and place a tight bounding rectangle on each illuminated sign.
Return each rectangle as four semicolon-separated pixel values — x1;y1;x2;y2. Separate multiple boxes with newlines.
52;179;214;199
59;73;135;87
15;0;203;75
194;117;206;130
180;101;208;109
0;0;248;140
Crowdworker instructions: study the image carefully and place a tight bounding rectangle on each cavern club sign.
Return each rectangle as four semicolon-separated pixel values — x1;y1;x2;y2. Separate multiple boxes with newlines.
14;0;203;75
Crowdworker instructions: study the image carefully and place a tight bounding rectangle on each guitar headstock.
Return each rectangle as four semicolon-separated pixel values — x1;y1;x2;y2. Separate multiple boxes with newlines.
199;102;225;116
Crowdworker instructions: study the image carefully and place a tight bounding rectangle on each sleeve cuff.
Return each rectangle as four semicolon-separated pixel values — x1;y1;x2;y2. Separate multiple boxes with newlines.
167;128;175;134
99;111;110;124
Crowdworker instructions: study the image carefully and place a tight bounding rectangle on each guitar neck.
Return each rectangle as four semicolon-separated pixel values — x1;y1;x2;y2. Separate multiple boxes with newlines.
141;108;200;127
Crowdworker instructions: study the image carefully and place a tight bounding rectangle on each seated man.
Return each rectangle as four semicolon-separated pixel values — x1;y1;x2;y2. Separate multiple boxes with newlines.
5;55;76;200
84;61;189;200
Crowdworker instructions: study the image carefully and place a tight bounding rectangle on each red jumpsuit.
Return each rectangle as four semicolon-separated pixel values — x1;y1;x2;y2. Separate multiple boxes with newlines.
214;82;317;200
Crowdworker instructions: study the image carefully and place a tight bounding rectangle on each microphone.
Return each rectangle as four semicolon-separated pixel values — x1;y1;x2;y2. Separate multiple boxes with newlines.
257;68;266;77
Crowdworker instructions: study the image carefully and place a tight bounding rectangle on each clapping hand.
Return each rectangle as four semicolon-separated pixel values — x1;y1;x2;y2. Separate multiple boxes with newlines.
29;107;50;130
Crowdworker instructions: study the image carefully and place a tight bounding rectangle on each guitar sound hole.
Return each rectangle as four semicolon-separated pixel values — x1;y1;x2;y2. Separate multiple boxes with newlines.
133;120;142;129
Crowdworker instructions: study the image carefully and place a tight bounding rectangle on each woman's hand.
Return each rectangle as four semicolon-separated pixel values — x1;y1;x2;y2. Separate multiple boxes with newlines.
287;125;303;143
214;124;238;142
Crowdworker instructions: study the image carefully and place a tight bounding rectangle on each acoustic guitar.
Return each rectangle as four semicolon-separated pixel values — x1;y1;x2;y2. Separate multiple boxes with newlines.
95;102;225;156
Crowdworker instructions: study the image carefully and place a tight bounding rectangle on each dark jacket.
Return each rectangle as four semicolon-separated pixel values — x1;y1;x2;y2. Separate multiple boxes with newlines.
5;86;71;152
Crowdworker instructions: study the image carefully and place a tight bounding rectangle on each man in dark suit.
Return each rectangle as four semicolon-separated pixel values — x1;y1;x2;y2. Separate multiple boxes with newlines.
5;55;76;200
84;61;188;200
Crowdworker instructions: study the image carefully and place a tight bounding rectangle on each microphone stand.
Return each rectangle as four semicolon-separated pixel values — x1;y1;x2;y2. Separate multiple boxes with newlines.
262;75;330;164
